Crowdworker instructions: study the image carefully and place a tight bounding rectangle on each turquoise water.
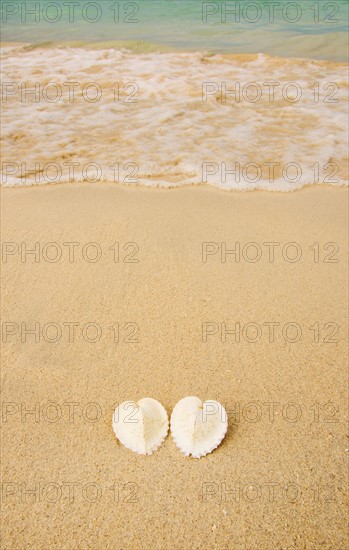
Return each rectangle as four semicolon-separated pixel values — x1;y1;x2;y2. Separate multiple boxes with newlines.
1;0;348;60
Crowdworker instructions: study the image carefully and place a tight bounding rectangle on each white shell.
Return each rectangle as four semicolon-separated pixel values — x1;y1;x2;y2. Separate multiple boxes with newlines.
171;396;228;458
112;398;169;455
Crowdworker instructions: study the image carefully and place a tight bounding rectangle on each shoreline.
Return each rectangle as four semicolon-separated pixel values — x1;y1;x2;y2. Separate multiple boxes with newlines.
1;181;349;194
1;41;348;65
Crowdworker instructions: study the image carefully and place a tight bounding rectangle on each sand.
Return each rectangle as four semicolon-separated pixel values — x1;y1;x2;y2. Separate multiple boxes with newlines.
1;184;348;549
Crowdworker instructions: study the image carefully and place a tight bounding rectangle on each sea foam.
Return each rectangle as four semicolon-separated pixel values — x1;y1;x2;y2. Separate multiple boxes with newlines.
1;45;348;191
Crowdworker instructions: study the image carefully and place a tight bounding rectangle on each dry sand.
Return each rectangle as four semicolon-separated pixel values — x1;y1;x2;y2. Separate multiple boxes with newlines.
1;184;348;549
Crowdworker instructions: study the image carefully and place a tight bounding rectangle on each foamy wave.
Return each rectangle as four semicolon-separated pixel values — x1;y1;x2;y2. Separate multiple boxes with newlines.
1;45;348;191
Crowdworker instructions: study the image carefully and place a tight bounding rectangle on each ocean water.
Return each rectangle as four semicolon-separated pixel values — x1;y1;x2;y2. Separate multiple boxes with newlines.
1;0;349;60
1;0;348;190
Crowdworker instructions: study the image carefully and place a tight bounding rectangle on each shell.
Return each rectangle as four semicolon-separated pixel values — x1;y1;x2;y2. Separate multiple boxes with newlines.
170;396;228;458
112;398;169;455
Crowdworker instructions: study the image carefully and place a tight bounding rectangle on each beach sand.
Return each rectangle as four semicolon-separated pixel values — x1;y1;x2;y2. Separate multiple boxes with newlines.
1;184;348;549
